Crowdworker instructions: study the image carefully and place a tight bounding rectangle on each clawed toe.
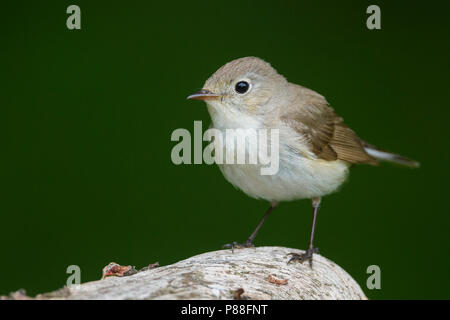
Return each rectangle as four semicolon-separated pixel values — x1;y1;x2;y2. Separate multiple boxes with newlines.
222;240;254;252
287;247;319;268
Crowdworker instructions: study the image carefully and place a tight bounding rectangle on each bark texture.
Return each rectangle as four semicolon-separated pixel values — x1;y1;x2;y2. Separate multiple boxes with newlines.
36;246;366;300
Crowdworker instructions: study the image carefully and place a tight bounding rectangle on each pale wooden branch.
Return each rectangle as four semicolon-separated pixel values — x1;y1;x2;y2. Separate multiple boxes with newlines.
33;246;366;300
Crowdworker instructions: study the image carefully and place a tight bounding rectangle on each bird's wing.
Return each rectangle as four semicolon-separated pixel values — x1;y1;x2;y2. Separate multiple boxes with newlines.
280;84;378;165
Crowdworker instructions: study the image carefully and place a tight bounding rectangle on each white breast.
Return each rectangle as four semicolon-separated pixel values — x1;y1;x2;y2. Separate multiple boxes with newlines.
218;146;349;202
207;103;350;202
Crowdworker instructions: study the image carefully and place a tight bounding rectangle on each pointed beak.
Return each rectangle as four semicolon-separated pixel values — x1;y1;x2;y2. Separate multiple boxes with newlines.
187;89;220;101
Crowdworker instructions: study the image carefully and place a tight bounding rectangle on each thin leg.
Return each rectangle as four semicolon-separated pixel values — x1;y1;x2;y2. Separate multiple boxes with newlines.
223;201;279;251
288;197;321;268
308;197;321;251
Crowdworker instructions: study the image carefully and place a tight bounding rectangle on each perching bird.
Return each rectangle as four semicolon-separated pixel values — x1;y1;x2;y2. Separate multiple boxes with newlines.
187;57;419;267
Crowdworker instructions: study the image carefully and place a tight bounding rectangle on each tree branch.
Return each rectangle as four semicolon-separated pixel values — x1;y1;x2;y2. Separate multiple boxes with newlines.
30;246;367;300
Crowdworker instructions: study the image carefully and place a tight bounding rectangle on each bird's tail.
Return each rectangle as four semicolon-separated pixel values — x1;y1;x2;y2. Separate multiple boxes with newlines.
362;141;420;168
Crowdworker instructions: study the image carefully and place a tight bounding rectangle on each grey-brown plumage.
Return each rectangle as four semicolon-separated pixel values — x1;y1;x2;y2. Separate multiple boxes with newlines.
280;84;378;165
187;56;419;267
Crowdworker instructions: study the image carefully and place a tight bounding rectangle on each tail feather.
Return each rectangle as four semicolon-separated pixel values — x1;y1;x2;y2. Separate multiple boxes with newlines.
362;142;420;168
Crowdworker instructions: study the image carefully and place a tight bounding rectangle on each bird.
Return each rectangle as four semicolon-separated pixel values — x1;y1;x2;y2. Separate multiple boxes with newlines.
187;56;419;267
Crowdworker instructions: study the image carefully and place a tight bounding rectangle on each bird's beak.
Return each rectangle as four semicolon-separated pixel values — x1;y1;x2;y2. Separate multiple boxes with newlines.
187;89;220;101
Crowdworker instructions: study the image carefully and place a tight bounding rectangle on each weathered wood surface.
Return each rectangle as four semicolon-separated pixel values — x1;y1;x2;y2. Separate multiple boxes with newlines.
13;246;367;300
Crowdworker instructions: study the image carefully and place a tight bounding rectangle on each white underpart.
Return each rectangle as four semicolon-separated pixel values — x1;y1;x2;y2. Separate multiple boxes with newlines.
207;102;350;202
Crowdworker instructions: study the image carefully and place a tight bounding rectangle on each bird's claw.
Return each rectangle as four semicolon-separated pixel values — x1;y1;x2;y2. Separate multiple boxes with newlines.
222;240;254;253
287;247;319;268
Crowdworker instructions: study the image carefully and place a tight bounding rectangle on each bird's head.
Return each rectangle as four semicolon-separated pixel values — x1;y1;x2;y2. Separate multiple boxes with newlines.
187;57;288;116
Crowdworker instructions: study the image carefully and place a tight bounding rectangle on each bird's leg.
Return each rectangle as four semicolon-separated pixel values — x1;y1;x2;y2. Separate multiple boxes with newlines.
223;201;278;251
288;197;321;268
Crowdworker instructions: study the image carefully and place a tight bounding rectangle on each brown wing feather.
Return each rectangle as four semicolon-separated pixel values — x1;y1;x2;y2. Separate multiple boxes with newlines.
330;120;378;165
281;86;377;165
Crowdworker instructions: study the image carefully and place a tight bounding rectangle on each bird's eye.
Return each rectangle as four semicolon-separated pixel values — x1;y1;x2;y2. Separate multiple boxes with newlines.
235;81;250;94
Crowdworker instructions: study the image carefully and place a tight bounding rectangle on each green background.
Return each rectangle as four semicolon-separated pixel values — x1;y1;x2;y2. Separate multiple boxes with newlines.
1;1;449;299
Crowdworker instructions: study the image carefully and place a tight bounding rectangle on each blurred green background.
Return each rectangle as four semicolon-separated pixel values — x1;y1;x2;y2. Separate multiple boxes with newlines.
1;0;449;299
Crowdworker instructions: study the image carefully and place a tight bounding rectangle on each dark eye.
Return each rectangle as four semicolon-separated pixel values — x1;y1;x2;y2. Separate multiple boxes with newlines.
235;81;250;94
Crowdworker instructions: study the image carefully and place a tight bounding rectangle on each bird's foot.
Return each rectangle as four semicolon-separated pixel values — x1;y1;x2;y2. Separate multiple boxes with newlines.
287;247;319;268
222;240;254;252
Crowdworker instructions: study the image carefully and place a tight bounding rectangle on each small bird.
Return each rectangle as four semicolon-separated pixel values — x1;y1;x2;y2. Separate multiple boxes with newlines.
187;57;418;267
